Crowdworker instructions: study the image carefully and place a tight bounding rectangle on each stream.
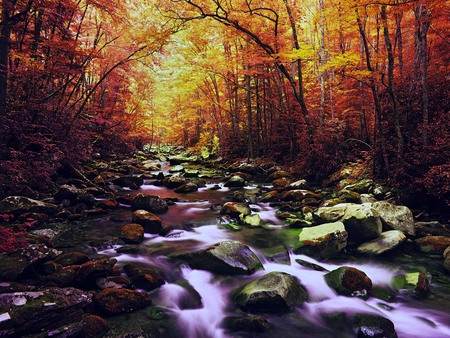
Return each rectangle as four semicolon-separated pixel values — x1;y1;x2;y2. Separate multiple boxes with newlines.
76;169;450;338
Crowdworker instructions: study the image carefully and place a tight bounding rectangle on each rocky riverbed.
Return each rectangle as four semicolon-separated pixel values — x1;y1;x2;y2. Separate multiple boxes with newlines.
1;148;450;337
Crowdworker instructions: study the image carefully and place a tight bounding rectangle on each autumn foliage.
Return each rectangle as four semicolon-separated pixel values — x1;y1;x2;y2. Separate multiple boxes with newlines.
1;0;450;205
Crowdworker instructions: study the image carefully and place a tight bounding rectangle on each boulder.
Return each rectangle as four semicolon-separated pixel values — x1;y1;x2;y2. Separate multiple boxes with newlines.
53;252;89;267
112;175;144;189
356;230;407;255
0;244;61;281
324;266;372;299
223;316;270;333
280;189;322;202
96;276;133;290
372;201;415;236
0;287;93;337
272;177;292;188
54;185;86;202
220;202;251;218
295;221;348;260
231;271;309;312
415;221;450;237
119;223;145;244
131;194;168;214
94;288;152;315
413;236;450;255
352;314;398;338
0;196;59;217
169;165;185;173
43;265;80;287
266;170;291;182
123;263;165;291
74;258;118;285
338;189;361;203
132;210;163;234
443;246;450;273
164;176;186;189
240;214;263;227
313;204;349;223
77;314;109;338
289;179;310;190
173;240;264;275
224;175;246;188
342;179;374;193
174;182;198;193
260;190;279;202
392;271;428;298
342;204;382;245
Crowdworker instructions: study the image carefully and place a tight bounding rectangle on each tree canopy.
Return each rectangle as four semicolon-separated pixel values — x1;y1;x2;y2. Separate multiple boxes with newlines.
1;0;449;201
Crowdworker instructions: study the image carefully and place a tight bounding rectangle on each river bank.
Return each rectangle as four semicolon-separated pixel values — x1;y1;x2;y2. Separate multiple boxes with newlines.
1;148;450;337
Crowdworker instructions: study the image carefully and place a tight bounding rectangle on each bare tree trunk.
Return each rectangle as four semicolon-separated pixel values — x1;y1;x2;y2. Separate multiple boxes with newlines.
413;5;431;146
381;5;404;167
245;73;254;160
356;9;390;177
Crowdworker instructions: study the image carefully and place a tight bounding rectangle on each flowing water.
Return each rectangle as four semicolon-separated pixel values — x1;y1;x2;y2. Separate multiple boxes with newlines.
82;171;450;338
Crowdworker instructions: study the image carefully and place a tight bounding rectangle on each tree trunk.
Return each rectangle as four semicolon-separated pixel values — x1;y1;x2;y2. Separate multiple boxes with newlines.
245;73;254;160
381;5;404;167
0;1;15;154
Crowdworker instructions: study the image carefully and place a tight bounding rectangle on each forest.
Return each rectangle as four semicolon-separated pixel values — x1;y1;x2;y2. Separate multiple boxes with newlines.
1;0;449;206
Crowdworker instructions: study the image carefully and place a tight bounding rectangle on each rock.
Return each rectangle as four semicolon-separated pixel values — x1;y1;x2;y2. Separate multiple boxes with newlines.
260;190;279;202
223;315;270;333
352;314;398;338
372;201;415;236
289;179;310;190
280;189;322;202
43;265;79;287
313;204;349;223
173;240;264;275
169;165;185;173
295;221;348;260
94;288;152;315
342;203;382;245
164;176;186;189
240;213;263;227
54;185;86;202
220;202;251;218
338;189;361;202
0;244;61;281
0;287;93;337
295;259;328;271
131;194;168;214
96;276;133;290
184;169;200;177
112;175;144;188
266;170;291;182
443;246;450;273
74;258;118;285
224;175;246;188
413;236;450;254
356;230;407;255
78;314;109;338
123;263;165;291
132;210;163;234
0;196;59;217
120;223;145;244
272;177;292;188
54;252;90;267
324;266;372;298
415;221;450;237
392;271;429;298
231;271;309;312
174;182;198;193
342;179;374;193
